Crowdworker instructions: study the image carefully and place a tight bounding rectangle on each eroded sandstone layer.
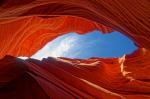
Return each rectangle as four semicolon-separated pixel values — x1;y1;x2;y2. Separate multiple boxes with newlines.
0;0;150;99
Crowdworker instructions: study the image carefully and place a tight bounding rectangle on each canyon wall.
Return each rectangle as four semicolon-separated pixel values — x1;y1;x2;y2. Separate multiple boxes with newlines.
0;0;150;99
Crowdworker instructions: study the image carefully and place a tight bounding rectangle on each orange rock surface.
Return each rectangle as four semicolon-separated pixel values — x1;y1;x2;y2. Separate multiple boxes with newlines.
0;0;150;99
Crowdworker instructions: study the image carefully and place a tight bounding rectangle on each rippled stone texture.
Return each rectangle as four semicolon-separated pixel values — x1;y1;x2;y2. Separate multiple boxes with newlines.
0;0;150;99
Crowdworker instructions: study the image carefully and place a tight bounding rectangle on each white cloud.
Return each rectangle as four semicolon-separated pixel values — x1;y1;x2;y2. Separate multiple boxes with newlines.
31;35;78;60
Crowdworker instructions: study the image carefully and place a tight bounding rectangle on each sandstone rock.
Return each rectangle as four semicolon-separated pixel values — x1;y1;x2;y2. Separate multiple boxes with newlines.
0;0;150;98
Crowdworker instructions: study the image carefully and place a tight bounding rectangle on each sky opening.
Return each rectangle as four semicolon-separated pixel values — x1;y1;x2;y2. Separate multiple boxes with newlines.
19;31;138;60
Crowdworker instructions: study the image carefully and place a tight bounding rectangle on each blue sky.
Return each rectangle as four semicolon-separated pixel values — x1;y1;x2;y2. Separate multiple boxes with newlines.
29;31;137;60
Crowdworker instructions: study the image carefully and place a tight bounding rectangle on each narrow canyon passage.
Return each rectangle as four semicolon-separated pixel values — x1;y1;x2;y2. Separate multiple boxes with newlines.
0;0;150;99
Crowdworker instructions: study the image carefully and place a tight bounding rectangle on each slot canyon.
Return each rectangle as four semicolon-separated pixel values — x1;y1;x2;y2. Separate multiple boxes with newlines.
0;0;150;99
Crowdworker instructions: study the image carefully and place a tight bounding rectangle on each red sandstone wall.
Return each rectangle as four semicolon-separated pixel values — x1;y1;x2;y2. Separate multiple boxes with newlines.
0;0;149;58
0;0;150;99
1;49;150;99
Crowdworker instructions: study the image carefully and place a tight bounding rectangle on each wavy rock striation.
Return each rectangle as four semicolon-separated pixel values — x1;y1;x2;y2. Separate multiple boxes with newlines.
0;0;150;99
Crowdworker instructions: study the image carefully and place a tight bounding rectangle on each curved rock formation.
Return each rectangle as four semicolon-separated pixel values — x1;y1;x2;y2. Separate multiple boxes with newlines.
0;0;150;99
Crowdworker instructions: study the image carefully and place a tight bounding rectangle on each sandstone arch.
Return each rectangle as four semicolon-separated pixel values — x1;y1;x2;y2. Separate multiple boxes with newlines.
0;0;150;99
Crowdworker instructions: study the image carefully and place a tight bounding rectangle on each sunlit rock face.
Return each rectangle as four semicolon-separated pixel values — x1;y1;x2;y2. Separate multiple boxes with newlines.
0;0;150;99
